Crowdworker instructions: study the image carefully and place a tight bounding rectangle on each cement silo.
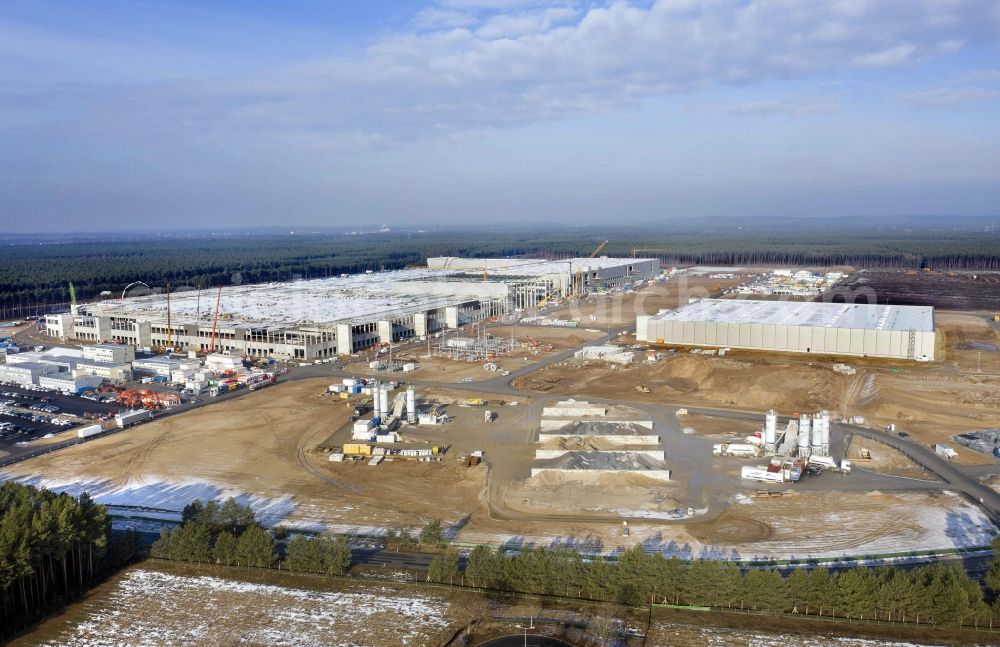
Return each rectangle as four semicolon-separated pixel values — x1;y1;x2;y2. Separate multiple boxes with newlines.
814;411;830;456
798;414;811;457
764;410;778;452
372;383;382;419
379;385;390;421
406;386;416;424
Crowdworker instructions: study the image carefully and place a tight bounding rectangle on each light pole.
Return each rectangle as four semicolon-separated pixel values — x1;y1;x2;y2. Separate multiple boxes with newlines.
515;617;535;647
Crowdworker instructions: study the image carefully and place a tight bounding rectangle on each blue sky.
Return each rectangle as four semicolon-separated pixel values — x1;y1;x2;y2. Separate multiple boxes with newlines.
2;0;999;231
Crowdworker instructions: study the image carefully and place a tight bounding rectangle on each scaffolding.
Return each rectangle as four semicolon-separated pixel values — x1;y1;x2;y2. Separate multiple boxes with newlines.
434;334;518;362
369;360;404;372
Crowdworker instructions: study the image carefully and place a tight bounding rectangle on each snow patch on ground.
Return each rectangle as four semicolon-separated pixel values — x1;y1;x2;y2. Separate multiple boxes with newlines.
36;568;452;647
4;474;297;527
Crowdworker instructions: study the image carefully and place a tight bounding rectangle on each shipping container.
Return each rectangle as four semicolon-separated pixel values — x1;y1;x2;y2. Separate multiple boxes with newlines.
342;443;372;455
77;424;103;439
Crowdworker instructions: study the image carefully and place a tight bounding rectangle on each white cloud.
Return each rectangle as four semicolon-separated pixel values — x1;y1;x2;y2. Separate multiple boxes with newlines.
853;43;918;67
900;87;1000;107
698;99;840;117
3;0;999;145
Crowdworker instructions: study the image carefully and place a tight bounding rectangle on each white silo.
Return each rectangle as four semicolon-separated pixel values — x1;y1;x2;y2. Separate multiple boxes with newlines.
406;386;416;424
379;385;390;421
798;414;811;457
811;412;823;454
817;411;831;456
372;383;382;419
764;410;777;452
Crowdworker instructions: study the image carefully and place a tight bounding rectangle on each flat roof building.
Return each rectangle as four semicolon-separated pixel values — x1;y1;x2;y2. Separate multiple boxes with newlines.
637;299;935;361
44;256;658;361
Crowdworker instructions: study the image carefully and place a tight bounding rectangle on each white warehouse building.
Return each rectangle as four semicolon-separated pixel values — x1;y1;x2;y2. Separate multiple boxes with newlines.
637;299;935;361
43;256;658;361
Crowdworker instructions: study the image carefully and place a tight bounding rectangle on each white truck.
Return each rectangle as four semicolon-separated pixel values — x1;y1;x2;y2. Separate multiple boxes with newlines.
115;409;152;429
77;424;103;439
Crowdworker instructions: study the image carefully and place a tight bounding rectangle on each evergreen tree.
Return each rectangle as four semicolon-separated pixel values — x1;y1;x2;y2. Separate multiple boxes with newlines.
428;551;461;584
236;526;275;568
213;531;238;566
419;519;445;546
466;545;502;589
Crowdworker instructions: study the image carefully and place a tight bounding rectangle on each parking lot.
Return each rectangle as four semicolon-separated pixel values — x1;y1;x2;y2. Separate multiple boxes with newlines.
0;383;126;456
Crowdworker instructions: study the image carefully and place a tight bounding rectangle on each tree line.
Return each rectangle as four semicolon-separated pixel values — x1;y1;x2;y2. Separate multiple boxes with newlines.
2;227;997;319
0;482;141;640
448;544;999;626
150;498;350;576
154;506;1000;629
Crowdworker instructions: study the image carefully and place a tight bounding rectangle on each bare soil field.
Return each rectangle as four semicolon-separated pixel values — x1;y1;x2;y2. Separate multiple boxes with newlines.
458;490;995;559
686;490;995;559
843;436;930;479
677;413;761;438
935;311;1000;372
544;273;749;326
515;353;850;414
857;371;1000;465
344;325;604;383
832;268;1000;310
1;378;486;531
501;470;686;521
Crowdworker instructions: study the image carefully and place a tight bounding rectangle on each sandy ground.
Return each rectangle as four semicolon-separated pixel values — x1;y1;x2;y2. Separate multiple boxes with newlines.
343;325;604;384
515;352;850;413
677;413;761;438
502;471;686;520
935;312;1000;373
843;436;931;479
856;370;1000;465
456;489;995;559
1;378;486;532
543;274;750;326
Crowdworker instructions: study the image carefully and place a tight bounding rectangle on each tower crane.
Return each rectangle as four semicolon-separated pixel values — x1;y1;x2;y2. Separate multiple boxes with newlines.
572;239;610;296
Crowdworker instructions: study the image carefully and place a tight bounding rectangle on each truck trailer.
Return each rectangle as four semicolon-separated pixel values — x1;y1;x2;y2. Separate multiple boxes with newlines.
115;409;153;429
76;424;104;439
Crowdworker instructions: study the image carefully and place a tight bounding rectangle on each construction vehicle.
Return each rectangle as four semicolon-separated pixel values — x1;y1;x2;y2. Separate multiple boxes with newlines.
857;448;872;462
462;398;485;407
635;384;650;393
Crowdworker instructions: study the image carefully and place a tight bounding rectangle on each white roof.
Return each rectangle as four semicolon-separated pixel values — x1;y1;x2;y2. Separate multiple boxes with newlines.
650;299;934;332
80;258;648;328
83;269;467;328
428;256;653;276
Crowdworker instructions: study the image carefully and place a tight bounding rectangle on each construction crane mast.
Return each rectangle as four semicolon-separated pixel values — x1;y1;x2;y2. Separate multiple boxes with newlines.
208;286;223;353
573;239;610;296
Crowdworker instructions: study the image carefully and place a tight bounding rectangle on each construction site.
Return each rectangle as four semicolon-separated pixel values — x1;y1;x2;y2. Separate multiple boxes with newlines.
42;252;658;360
2;262;999;562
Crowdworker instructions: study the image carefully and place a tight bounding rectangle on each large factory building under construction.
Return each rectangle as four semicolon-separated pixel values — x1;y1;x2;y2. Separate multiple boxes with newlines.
637;298;935;361
44;256;658;360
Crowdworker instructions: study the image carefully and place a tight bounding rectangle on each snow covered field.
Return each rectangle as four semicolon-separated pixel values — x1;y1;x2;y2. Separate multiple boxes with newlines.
20;568;456;647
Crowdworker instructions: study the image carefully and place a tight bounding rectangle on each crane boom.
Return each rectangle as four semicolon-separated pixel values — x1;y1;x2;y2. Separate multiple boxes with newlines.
573;240;610;296
208;286;222;353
